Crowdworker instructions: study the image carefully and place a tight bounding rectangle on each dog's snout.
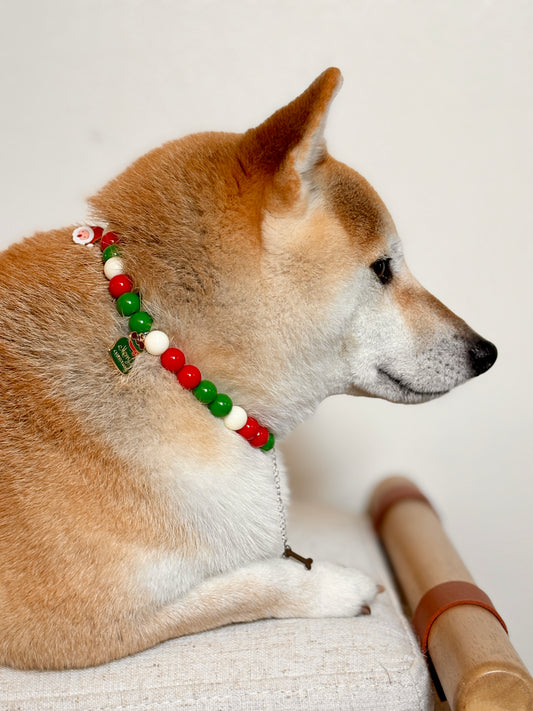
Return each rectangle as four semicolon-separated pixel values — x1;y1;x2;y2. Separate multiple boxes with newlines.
468;338;498;376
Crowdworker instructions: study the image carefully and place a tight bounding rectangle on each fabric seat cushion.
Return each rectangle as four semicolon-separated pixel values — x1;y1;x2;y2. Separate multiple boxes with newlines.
0;500;432;710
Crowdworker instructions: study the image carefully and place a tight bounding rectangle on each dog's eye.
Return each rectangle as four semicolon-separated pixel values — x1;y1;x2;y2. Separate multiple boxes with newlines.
371;258;393;285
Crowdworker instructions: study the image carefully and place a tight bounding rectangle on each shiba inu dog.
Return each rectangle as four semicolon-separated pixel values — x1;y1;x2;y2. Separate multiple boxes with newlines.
0;68;497;670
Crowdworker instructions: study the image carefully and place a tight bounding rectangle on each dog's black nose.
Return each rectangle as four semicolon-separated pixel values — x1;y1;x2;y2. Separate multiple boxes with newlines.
468;338;498;376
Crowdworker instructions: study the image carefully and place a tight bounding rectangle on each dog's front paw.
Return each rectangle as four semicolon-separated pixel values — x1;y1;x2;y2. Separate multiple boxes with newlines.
287;561;381;619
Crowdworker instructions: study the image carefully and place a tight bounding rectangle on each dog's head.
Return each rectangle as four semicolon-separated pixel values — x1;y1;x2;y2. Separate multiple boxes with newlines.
90;68;496;433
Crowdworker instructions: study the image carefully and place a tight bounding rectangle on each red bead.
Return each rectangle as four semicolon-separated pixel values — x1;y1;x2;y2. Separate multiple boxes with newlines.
177;365;202;390
250;426;269;448
237;417;259;441
100;231;120;251
160;348;185;373
108;274;134;299
92;226;104;242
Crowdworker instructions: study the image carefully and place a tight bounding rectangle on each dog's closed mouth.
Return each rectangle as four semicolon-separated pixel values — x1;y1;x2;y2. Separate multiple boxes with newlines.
377;368;450;398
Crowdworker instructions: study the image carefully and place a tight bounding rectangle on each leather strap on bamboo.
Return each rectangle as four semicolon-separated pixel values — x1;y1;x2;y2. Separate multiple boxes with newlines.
413;580;508;654
370;481;436;533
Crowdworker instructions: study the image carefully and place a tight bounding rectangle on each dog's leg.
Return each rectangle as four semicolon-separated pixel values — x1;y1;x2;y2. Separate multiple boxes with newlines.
135;558;379;652
7;557;380;669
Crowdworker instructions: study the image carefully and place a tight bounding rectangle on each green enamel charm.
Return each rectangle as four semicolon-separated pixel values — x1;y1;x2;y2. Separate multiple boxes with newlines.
109;337;137;374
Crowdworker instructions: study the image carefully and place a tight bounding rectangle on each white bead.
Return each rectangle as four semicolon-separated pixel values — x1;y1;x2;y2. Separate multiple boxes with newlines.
104;257;124;280
223;405;248;431
144;330;170;356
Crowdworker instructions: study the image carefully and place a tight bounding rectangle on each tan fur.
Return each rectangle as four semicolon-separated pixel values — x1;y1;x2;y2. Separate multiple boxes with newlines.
0;68;495;670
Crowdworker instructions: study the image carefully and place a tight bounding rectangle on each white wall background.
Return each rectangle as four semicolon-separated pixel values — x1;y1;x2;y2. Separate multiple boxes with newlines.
1;0;531;672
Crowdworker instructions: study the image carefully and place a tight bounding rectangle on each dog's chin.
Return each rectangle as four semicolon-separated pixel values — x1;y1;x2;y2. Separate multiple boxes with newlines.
347;369;451;404
378;368;451;404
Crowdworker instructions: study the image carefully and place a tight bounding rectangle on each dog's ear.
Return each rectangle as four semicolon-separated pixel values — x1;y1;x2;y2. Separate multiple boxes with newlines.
239;68;342;202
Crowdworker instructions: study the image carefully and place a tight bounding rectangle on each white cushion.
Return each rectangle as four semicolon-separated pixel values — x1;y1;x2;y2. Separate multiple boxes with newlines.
0;501;432;710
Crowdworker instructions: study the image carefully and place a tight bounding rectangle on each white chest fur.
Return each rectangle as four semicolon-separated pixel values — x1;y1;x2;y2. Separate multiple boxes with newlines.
135;447;288;607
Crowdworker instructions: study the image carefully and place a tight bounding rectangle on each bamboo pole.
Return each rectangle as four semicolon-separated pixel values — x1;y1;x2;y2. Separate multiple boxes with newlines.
368;476;533;711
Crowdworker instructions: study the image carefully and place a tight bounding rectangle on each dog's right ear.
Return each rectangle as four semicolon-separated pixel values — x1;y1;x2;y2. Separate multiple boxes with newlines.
239;68;343;205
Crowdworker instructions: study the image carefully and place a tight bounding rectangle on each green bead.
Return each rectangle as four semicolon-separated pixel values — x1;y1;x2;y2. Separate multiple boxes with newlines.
102;244;121;262
261;432;275;451
116;291;140;316
193;380;218;404
128;311;153;333
209;393;233;417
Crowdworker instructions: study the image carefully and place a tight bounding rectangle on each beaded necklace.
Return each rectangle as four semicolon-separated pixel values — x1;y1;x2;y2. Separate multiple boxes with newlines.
73;224;312;569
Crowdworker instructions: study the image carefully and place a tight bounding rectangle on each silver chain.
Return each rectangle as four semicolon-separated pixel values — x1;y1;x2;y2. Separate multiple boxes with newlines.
271;446;289;551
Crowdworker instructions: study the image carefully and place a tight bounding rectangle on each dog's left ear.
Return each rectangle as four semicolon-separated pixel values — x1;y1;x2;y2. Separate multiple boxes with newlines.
239;68;343;202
